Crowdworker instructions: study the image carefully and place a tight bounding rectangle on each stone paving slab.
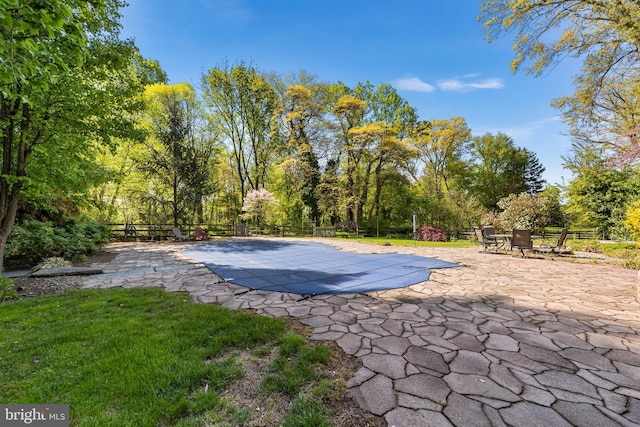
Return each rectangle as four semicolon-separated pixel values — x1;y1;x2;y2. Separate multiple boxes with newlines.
81;238;640;427
30;266;104;277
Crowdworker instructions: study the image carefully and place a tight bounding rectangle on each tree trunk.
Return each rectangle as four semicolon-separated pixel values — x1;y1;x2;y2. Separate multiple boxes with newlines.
0;194;20;272
0;99;29;272
173;173;179;228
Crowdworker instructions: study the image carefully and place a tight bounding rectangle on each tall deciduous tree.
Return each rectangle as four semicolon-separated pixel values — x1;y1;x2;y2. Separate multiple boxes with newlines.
0;0;139;270
412;117;472;197
333;93;367;223
279;84;322;221
201;62;280;201
90;54;168;223
468;132;530;210
564;143;640;238
479;0;640;160
354;83;417;226
331;82;417;225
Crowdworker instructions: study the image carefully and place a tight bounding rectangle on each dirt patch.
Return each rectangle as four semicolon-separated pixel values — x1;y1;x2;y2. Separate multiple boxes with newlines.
73;250;119;267
214;317;385;427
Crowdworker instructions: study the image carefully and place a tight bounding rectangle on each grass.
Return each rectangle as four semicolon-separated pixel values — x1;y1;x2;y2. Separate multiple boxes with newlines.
0;288;345;426
350;237;475;247
567;239;640;268
354;235;640;268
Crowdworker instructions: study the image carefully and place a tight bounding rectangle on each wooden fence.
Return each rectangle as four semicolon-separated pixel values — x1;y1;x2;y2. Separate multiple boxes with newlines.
109;223;599;242
109;223;236;241
109;223;323;240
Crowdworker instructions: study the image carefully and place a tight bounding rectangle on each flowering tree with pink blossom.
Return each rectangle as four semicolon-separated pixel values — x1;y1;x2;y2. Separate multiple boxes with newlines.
242;189;279;229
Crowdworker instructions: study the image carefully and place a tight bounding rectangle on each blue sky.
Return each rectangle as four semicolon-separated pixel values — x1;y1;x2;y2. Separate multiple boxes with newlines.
120;0;581;185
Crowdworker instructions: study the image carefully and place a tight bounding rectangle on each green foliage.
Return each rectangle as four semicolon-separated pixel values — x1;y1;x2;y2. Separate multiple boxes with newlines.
202;61;280;199
262;332;330;397
0;0;143;272
480;1;640;164
0;288;288;426
5;219;110;266
138;83;218;227
625;200;640;240
412;117;471;198
0;277;18;302
496;192;554;231
467;132;531;210
539;185;566;226
564;145;640;239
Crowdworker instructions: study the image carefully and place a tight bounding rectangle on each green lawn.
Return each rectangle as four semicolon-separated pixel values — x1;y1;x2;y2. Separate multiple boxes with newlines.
0;288;348;426
350;237;475;247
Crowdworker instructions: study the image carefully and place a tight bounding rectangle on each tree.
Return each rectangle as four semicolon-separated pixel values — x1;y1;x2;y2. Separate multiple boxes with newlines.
523;149;546;194
315;159;341;226
563;143;640;238
331;82;417;225
0;0;139;270
138;83;216;227
412;117;471;197
90;55;169;223
241;188;278;229
332;93;368;223
467;132;530;210
479;1;640;160
354;83;417;226
624;200;640;241
278;84;322;221
201;62;280;200
479;1;640;87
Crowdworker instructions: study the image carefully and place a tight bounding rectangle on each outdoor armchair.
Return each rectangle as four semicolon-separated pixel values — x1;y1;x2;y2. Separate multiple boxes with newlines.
538;227;570;254
172;227;190;241
511;229;533;257
474;226;501;252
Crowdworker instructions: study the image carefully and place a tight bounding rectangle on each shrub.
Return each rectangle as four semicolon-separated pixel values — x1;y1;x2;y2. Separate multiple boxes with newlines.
242;189;279;227
496;192;553;230
414;225;447;242
5;220;59;265
624;200;640;240
6;219;110;266
0;277;18;302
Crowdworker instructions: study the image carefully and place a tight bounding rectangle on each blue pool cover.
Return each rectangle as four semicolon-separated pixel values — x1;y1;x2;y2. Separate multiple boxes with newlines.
185;239;460;295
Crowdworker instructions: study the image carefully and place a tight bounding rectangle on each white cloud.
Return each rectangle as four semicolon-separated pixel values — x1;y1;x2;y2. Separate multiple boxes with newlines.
392;77;436;93
438;77;504;92
474;116;562;140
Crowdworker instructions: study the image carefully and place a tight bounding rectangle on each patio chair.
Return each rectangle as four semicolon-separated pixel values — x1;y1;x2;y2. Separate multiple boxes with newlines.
482;225;497;237
193;226;208;241
172;227;190;241
538;227;570;254
474;226;500;252
511;228;532;257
